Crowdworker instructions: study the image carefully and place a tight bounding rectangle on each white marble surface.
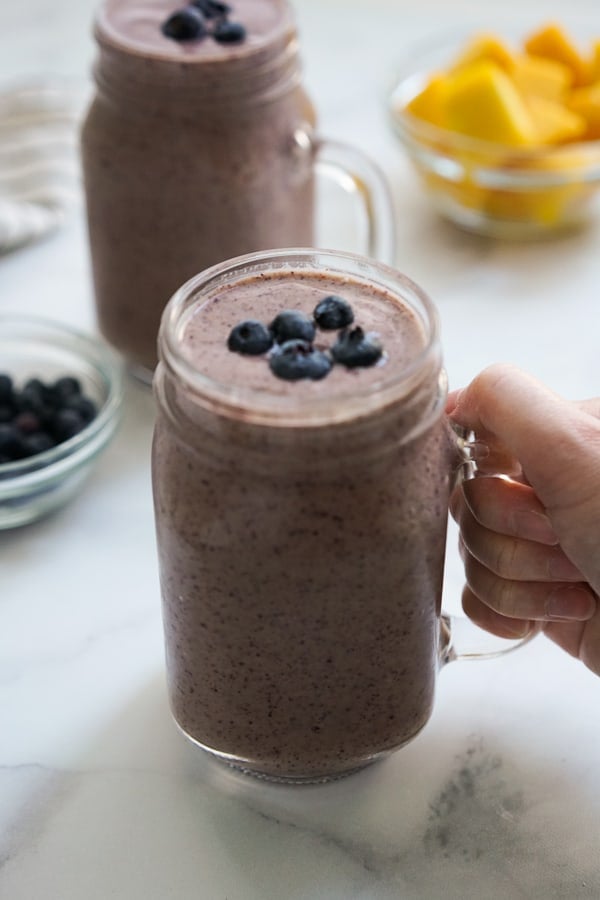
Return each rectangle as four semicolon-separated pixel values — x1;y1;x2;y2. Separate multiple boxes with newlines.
1;1;600;897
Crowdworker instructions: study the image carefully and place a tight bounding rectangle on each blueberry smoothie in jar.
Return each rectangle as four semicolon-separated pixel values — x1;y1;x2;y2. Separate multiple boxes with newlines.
81;0;316;378
152;249;458;782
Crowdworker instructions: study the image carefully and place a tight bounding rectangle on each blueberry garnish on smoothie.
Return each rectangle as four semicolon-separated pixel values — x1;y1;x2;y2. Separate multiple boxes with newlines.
227;319;274;355
313;295;354;330
331;326;383;368
161;7;207;41
269;340;332;381
192;0;231;17
213;20;247;44
270;310;316;344
162;2;246;44
226;294;385;381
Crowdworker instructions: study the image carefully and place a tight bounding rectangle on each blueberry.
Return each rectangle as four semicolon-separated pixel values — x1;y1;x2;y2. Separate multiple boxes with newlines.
14;411;42;434
53;376;82;400
269;310;316;344
0;374;13;403
51;409;86;442
161;7;207;41
15;384;45;414
269;340;332;381
227;319;273;355
331;327;383;368
314;295;354;331
21;432;55;458
0;423;23;460
24;378;49;397
64;395;97;424
0;404;14;423
213;20;246;43
192;0;231;17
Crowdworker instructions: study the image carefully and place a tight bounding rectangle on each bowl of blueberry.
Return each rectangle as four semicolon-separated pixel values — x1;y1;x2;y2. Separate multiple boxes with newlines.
0;315;123;529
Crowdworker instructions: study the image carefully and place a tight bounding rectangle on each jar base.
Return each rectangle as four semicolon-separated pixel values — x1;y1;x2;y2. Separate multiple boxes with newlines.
175;721;391;785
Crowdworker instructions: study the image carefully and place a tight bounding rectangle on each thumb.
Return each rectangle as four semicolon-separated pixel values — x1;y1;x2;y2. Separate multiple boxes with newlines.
450;364;600;586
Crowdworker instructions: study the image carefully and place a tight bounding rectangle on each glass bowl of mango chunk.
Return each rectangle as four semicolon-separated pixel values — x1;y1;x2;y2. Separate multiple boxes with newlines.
389;22;600;238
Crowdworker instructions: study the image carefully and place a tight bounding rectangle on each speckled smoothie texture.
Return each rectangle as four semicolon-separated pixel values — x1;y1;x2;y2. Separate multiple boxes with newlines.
81;0;315;372
152;268;455;779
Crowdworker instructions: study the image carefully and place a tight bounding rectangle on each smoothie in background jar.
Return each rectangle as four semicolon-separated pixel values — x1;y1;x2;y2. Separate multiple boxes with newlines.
81;0;395;380
152;248;457;782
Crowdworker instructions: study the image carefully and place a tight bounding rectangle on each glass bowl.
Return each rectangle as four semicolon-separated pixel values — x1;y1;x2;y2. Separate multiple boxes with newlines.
0;315;123;529
388;30;600;239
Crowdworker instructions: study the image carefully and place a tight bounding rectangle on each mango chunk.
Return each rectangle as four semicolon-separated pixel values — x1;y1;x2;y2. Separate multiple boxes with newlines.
568;82;600;139
526;95;587;143
524;23;591;87
450;34;514;72
443;61;537;146
510;53;572;102
406;74;448;126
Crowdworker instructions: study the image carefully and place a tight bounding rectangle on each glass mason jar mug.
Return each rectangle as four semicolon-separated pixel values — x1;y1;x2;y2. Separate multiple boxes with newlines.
151;247;528;783
81;0;395;381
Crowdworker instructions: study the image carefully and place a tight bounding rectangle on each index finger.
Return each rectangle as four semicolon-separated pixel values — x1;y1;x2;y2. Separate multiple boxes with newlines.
448;363;600;515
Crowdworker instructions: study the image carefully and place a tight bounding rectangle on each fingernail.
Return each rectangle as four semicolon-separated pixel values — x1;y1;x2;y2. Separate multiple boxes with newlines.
512;510;558;545
502;620;534;639
545;586;597;621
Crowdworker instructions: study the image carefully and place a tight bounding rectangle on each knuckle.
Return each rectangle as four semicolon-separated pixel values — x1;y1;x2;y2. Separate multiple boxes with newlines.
475;363;520;405
464;553;523;619
489;580;522;618
492;537;520;579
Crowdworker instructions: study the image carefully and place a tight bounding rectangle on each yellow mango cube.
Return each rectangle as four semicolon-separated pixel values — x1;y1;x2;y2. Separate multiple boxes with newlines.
526;95;586;143
450;34;514;72
524;23;591;87
443;61;537;146
568;82;600;139
511;53;572;102
406;74;448;127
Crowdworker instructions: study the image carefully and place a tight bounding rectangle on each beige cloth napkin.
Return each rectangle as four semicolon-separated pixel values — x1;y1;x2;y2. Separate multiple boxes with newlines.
0;81;84;253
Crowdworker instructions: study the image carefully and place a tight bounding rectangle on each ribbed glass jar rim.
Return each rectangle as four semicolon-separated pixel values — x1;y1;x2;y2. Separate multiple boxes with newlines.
158;248;443;429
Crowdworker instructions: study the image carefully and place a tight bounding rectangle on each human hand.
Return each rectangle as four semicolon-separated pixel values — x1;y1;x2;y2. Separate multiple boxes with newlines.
447;364;600;676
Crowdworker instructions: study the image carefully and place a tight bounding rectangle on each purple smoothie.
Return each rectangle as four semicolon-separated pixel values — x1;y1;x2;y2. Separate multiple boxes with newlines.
152;250;457;781
81;0;316;375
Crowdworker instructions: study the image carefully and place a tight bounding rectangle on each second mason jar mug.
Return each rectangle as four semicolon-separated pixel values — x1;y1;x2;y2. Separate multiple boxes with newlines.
81;0;395;381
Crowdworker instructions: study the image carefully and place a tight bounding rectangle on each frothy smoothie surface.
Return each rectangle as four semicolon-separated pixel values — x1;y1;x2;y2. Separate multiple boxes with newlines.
98;0;291;59
180;270;429;400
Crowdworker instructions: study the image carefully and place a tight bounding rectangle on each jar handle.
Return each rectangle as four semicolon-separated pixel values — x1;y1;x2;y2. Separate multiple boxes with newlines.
439;422;539;667
294;128;397;265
